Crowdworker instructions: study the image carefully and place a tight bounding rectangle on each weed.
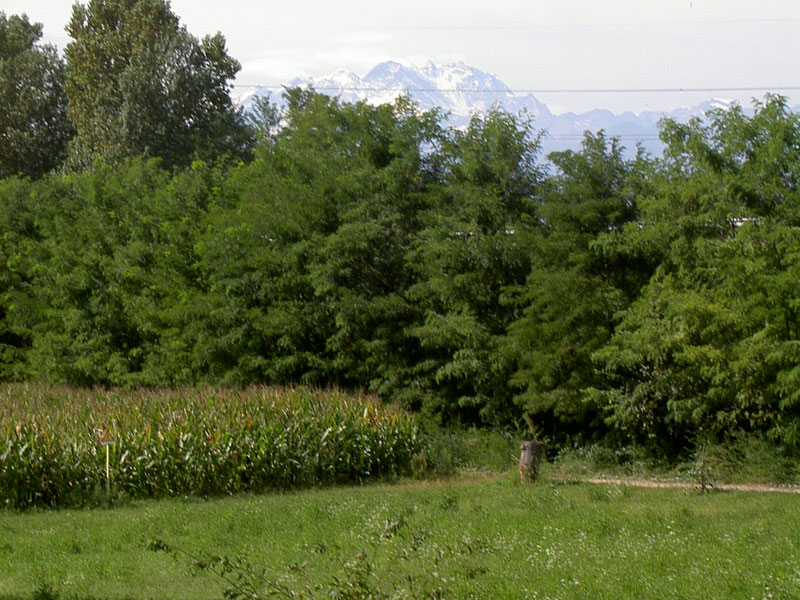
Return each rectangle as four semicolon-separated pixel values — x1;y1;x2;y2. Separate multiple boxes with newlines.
31;585;58;600
414;425;519;477
149;511;450;599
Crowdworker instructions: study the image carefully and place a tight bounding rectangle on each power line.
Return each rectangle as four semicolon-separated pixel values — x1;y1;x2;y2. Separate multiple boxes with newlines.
544;134;662;139
232;84;800;94
244;16;800;33
373;16;800;31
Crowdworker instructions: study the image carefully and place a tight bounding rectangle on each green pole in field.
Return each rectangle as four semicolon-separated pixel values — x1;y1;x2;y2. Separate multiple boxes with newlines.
100;430;115;496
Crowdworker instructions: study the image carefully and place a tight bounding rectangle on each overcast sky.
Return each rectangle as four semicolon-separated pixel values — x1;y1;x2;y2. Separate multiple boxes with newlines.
5;0;799;114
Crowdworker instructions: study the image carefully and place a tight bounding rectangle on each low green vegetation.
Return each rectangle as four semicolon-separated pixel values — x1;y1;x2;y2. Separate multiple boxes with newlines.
0;478;798;600
0;385;419;509
549;437;800;486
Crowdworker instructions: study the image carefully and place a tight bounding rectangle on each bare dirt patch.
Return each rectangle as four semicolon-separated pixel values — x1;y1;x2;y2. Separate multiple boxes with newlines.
566;476;800;494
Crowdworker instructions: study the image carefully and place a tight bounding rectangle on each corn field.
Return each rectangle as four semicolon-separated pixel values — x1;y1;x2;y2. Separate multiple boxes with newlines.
0;384;420;509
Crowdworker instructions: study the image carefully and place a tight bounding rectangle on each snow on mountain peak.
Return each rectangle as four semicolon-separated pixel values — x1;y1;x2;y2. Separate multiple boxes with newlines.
708;97;735;110
235;60;767;157
421;60;440;78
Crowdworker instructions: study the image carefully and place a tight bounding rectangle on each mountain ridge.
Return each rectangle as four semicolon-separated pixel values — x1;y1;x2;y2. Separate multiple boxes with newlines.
236;61;793;156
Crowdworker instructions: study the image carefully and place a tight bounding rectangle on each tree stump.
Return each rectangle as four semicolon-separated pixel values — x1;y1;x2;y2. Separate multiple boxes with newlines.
519;440;543;482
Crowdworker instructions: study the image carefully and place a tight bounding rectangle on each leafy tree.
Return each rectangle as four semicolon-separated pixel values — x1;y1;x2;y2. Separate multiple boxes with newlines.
504;132;649;437
191;91;445;393
64;0;252;170
0;176;44;378
0;12;73;178
22;159;219;386
408;108;544;424
304;96;446;397
594;96;800;449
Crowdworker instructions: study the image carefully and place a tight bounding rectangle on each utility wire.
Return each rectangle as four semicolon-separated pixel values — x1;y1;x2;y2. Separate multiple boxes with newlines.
250;16;800;32
545;136;663;140
382;17;800;30
232;84;800;94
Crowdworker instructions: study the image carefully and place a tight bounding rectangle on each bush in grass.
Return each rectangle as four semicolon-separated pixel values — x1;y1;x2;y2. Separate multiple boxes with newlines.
413;423;519;477
551;443;667;480
0;385;420;509
688;435;800;485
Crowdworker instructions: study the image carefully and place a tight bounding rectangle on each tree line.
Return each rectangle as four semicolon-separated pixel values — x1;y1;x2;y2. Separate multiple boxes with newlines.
2;1;799;455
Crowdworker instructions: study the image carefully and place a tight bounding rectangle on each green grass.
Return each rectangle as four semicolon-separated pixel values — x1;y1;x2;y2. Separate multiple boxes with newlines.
1;476;798;599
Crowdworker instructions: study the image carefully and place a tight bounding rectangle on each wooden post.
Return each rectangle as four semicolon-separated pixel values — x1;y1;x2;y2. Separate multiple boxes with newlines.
699;440;708;493
519;440;543;482
100;429;115;498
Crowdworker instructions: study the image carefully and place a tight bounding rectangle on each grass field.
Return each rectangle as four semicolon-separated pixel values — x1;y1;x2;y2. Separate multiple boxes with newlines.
1;475;798;600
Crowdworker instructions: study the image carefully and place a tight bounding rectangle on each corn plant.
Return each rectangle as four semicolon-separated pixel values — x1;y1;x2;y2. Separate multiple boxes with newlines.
0;384;420;509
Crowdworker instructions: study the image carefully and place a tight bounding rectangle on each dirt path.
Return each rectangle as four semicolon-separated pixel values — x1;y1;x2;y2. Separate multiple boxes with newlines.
560;476;800;494
394;473;800;494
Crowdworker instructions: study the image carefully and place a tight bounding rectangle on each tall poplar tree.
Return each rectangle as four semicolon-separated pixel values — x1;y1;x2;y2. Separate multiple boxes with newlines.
0;12;73;178
64;0;252;170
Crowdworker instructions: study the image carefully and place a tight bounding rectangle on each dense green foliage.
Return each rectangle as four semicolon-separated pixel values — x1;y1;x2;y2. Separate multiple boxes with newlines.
1;89;799;456
64;0;252;169
0;1;798;457
593;97;800;451
2;479;798;599
0;384;419;509
0;12;73;178
504;132;649;437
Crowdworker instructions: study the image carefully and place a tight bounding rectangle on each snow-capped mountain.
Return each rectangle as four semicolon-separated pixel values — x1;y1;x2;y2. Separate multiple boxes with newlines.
237;61;761;157
279;61;553;126
238;61;550;123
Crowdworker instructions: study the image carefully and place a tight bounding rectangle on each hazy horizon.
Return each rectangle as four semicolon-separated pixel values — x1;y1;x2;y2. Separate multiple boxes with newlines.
5;0;798;114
